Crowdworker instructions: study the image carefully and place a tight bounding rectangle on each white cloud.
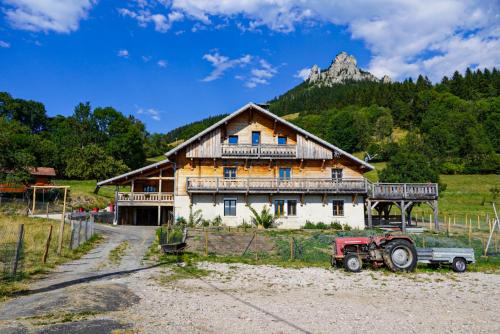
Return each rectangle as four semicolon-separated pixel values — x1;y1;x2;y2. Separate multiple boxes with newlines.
128;0;499;81
202;52;252;82
118;6;183;33
117;49;129;58
142;55;152;62
246;59;278;88
157;59;167;67
4;0;96;33
0;40;11;48
294;67;311;81
136;106;161;121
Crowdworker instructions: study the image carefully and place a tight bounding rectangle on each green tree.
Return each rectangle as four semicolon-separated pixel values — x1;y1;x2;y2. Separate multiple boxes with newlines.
65;144;129;181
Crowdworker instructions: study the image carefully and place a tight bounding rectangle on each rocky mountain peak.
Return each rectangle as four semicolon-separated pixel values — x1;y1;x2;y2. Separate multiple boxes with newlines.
307;51;391;86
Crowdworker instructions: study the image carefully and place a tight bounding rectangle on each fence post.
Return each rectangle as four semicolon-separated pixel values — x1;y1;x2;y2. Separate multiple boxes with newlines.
57;188;67;255
90;213;95;237
204;228;208;257
290;237;294;261
447;217;450;236
12;224;24;276
46;203;49;219
42;225;53;264
468;222;472;246
84;219;88;242
77;220;82;247
69;219;75;249
429;214;432;230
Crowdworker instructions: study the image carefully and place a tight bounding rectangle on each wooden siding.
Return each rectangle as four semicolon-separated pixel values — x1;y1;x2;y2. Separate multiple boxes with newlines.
186;127;222;158
296;134;333;159
175;153;363;196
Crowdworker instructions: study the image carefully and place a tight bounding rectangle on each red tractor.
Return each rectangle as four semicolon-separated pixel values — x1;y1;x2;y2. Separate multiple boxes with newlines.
332;234;418;272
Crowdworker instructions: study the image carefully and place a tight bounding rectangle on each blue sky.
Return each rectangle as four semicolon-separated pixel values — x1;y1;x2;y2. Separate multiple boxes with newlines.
0;1;499;133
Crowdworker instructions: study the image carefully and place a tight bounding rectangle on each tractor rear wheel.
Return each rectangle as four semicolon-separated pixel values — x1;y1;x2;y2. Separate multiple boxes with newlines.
344;253;362;272
383;239;417;272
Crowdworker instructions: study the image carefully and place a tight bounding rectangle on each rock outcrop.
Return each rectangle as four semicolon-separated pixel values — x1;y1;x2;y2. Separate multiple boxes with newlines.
307;52;391;85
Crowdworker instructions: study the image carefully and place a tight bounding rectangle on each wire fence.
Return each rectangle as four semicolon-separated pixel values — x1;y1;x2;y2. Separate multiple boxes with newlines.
161;226;499;265
0;213;98;281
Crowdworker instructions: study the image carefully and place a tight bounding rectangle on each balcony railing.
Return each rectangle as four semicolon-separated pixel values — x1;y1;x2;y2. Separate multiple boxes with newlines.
221;144;297;158
369;183;438;200
117;192;174;202
186;177;368;194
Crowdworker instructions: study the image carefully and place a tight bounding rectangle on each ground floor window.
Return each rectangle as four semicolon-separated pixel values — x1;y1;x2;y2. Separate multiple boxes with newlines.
274;199;297;217
224;199;237;216
274;200;285;217
332;200;344;216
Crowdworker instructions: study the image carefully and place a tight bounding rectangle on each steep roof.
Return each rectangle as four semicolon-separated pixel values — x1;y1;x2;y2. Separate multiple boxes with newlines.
165;102;374;170
29;167;56;177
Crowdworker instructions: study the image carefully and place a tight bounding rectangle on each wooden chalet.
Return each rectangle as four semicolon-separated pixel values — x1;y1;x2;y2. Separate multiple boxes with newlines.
97;103;438;230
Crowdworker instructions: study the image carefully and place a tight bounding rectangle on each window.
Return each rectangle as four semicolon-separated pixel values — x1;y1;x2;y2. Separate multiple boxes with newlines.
144;185;157;192
279;168;291;180
252;131;261;146
224;199;237;216
228;135;238;145
274;200;285;217
332;200;344;216
277;136;287;145
224;167;237;179
287;200;297;216
332;168;343;180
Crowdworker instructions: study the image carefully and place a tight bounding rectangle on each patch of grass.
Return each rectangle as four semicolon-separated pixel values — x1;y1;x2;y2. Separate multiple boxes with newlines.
156;261;212;285
0;213;102;300
52;179;130;209
108;241;129;265
27;310;99;326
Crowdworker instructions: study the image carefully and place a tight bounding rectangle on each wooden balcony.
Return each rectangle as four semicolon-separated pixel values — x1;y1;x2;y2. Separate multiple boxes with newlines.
186;177;368;194
221;144;297;158
116;192;174;206
369;183;438;200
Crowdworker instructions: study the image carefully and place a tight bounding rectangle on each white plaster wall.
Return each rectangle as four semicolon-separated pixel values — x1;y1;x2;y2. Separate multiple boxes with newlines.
177;193;366;229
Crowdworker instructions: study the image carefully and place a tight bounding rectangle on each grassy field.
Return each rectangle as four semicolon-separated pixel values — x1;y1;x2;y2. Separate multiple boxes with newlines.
0;214;102;299
52;179;128;210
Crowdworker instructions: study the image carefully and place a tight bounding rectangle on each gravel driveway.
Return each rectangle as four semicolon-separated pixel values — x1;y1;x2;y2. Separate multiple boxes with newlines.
1;225;498;334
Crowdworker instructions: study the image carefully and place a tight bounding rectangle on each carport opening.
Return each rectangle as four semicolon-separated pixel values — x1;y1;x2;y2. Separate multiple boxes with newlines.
118;206;172;226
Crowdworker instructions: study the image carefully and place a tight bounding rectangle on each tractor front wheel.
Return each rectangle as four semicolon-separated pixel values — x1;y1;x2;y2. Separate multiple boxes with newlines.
344;253;362;272
383;240;417;272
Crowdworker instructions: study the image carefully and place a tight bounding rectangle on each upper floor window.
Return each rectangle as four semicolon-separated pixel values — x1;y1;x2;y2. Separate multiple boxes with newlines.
332;200;344;216
144;185;157;193
277;136;287;145
332;168;343;180
228;135;238;145
224;167;237;179
252;131;261;146
279;168;291;180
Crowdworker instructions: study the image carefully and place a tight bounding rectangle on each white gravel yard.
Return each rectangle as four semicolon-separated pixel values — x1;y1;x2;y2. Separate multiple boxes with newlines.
111;263;500;334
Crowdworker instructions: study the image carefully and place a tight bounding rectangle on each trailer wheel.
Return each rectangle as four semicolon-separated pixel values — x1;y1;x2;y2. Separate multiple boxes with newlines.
383;240;417;272
452;257;467;273
344;253;362;273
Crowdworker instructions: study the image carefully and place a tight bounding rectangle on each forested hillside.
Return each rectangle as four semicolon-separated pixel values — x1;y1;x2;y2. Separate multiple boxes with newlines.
269;68;499;182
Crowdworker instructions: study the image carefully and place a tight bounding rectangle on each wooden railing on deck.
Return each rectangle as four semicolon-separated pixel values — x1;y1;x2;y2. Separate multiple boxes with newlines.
221;144;296;158
186;177;368;194
369;183;438;200
117;192;174;202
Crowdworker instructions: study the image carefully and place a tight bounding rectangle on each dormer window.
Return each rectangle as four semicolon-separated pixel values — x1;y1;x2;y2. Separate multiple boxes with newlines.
277;136;287;145
228;135;238;145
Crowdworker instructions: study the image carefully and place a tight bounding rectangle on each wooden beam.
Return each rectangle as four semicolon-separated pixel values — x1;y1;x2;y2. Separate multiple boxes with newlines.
32;187;36;215
213;193;217;206
268;159;273;171
321;159;326;171
322;193;327;206
299;159;304;171
300;193;304;206
245;193;249;206
367;199;372;229
213;158;217;170
132;176;175;181
352;194;358;206
268;194;272;205
273;119;277;136
401;200;406;233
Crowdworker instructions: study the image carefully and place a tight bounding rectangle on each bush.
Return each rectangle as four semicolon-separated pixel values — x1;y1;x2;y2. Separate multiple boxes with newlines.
176;216;187;226
211;215;222;227
248;205;276;229
238;219;253;229
330;222;343;230
342;223;352;231
316;222;328;229
303;221;317;229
